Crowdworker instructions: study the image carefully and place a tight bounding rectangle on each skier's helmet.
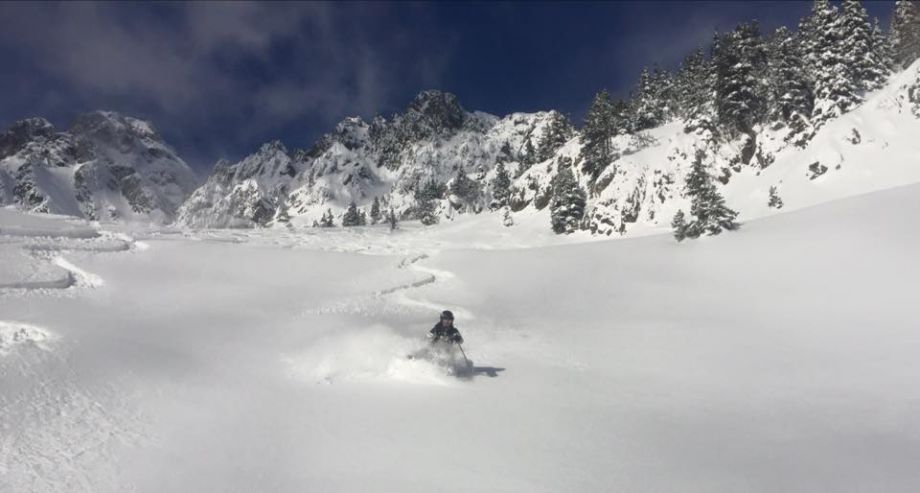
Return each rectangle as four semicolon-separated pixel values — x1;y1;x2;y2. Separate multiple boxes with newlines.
440;310;454;321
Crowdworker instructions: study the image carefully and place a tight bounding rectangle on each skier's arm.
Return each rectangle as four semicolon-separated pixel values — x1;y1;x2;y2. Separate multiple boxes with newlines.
451;329;464;344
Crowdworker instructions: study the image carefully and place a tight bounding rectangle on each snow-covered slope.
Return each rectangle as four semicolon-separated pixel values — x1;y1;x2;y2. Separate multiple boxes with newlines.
179;62;920;235
2;182;919;491
0;112;198;223
559;59;920;236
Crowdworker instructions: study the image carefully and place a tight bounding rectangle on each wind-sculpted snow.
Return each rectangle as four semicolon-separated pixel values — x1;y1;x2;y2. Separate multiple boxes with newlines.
0;321;55;354
0;208;99;239
0;323;146;492
0;248;74;289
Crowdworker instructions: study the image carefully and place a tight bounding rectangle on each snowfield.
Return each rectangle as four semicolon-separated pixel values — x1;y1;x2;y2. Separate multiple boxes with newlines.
1;182;920;492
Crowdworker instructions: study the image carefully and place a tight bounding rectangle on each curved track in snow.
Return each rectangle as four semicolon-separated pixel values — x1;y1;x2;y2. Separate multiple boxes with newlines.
0;217;136;293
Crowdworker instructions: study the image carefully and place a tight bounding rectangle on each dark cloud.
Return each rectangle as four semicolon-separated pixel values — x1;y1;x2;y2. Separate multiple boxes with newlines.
0;1;897;172
0;1;455;169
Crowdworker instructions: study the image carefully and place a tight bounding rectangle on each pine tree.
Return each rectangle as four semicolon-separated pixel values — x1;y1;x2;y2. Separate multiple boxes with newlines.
416;197;438;225
491;162;512;208
872;17;896;75
714;22;768;136
388;208;398;230
370;197;381;224
653;66;678;121
767;27;814;135
631;67;665;131
891;0;920;69
768;186;784;209
523;138;537;167
449;168;480;205
801;0;861;124
683;150;739;237
682;39;720;133
671;209;688;241
536;112;573;163
675;47;711;120
611;99;631;135
275;205;292;225
319;208;335;227
549;159;587;234
579;89;615;179
502;207;514;227
415;177;445;202
342;200;362;227
840;0;890;92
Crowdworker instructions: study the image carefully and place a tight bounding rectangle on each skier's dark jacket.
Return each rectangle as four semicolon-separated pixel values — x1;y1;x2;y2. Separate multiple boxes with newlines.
429;323;463;344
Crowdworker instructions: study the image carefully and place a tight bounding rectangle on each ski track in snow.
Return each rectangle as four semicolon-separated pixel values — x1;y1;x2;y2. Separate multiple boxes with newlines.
292;250;448;384
290;246;487;385
0;220;138;294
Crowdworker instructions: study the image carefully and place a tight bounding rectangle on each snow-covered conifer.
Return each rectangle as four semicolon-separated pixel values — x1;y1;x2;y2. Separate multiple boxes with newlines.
766;27;814;135
671;209;688;241
549;158;587;234
580;90;615;179
840;0;890;91
714;22;768;136
674;47;710;120
416;197;438;225
450;168;480;205
388;207;398;230
631;67;665;131
872;17;896;75
491;162;512;208
891;0;920;69
537;112;573;162
342;201;363;226
319;209;335;227
768;186;784;209
523;138;537;167
502;207;514;227
683;150;739;237
370;196;381;224
801;0;861;124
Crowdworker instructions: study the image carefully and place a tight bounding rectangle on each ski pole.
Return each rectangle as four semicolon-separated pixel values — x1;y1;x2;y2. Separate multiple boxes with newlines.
457;343;470;366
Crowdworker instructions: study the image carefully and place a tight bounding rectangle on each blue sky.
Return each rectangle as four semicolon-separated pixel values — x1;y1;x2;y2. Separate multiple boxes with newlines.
0;1;894;172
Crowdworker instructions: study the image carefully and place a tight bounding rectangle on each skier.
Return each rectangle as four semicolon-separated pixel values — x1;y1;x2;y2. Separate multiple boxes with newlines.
429;310;464;345
407;310;470;372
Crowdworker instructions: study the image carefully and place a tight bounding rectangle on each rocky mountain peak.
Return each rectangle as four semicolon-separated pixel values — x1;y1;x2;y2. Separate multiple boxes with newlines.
69;111;161;148
399;90;467;137
0;118;57;158
258;140;289;156
0;109;196;222
331;117;369;150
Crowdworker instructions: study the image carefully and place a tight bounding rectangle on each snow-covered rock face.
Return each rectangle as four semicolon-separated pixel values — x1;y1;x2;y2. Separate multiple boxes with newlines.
0;111;198;223
179;68;920;235
177;141;296;228
178;89;562;228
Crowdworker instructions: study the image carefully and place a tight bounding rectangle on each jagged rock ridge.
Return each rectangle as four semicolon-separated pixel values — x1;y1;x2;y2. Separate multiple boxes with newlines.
0;111;198;223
